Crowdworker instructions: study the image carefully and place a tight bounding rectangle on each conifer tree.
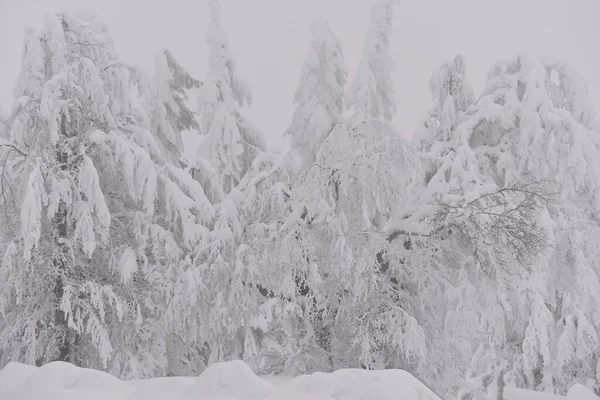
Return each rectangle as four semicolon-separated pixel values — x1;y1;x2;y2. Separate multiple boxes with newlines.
187;152;294;369
413;54;475;154
153;49;202;167
409;53;600;396
195;0;266;195
466;54;600;395
346;0;399;127
285;18;347;173
0;10;213;378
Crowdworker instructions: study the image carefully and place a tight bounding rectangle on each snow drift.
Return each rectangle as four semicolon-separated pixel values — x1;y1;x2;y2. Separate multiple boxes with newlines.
1;360;598;400
0;360;442;400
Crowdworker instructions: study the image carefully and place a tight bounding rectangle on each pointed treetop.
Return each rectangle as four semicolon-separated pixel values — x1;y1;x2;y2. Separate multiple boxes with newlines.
413;54;475;152
154;48;201;133
428;54;474;116
209;0;222;24
13;26;45;99
195;0;265;195
199;0;251;114
346;0;400;126
285;18;347;172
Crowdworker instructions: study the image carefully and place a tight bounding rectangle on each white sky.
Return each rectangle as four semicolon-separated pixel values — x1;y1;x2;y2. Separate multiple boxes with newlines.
1;0;599;151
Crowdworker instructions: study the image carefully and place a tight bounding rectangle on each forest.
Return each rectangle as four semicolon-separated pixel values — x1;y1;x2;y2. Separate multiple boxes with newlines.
1;0;600;399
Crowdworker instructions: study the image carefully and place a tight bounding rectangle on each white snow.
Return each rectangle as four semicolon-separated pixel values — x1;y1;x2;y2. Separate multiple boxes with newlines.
504;387;565;400
267;368;440;400
4;5;600;399
0;362;37;395
179;361;276;400
0;360;445;400
566;384;600;400
503;384;600;400
1;356;599;400
1;361;131;400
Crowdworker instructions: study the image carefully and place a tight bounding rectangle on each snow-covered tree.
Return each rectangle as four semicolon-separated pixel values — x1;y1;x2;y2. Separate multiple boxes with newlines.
346;0;399;127
413;54;475;154
153;49;202;167
0;10;213;378
318;120;420;231
409;53;600;396
0;106;6;138
244;120;426;375
472;54;600;395
195;0;266;195
285;18;347;173
262;0;425;373
1;4;600;398
172;151;294;371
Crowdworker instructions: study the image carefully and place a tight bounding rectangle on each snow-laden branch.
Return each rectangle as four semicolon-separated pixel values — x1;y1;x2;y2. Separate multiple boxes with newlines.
0;138;28;157
429;179;558;275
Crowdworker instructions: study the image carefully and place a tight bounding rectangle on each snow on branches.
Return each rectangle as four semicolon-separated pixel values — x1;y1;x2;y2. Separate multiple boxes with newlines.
196;0;266;195
0;10;213;378
347;0;399;126
286;18;347;173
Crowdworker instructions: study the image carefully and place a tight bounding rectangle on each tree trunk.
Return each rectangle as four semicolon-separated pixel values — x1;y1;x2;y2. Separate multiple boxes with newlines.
54;147;71;362
53;112;79;363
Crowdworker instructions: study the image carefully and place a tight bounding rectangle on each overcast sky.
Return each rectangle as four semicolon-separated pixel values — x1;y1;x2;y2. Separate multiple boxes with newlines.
1;0;599;151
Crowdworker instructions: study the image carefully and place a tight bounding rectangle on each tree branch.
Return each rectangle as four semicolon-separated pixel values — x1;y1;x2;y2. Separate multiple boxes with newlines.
429;180;557;275
0;142;28;157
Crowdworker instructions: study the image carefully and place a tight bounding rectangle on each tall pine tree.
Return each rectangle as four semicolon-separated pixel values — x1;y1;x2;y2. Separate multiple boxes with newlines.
346;0;399;127
153;49;202;167
0;10;213;378
285;18;347;173
195;0;266;195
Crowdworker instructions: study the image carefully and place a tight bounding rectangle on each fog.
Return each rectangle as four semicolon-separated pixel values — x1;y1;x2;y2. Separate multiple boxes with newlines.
2;0;599;150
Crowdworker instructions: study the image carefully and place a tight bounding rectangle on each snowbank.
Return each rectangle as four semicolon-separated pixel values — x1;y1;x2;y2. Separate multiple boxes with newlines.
0;360;597;400
0;362;37;395
504;384;599;400
566;384;599;400
126;376;195;400
271;368;440;400
0;360;438;400
2;361;132;400
504;387;565;400
179;360;276;400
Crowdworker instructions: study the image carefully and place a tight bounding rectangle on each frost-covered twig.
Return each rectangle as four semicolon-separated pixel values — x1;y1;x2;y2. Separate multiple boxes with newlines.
429;180;557;275
0;141;28;157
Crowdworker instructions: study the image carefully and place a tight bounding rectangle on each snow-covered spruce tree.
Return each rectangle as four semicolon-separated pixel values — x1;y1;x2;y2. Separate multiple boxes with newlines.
348;53;551;397
245;155;354;374
346;0;399;127
285;18;347;173
413;54;475;154
0;113;23;306
181;151;294;370
195;0;266;196
0;106;6;138
245;120;425;375
462;53;600;396
293;5;424;369
153;49;202;167
407;53;600;397
316;121;426;372
319;121;421;232
0;11;213;378
252;0;423;373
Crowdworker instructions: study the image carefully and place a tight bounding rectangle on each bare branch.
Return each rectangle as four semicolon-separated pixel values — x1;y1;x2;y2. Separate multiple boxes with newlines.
0;142;28;157
70;40;114;47
428;180;557;276
100;62;139;73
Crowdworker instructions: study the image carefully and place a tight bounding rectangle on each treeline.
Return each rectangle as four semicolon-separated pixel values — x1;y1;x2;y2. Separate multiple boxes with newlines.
1;1;600;398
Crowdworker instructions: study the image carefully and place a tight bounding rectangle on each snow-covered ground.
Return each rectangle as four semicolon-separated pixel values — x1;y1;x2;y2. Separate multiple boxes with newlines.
0;360;597;400
0;360;438;400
